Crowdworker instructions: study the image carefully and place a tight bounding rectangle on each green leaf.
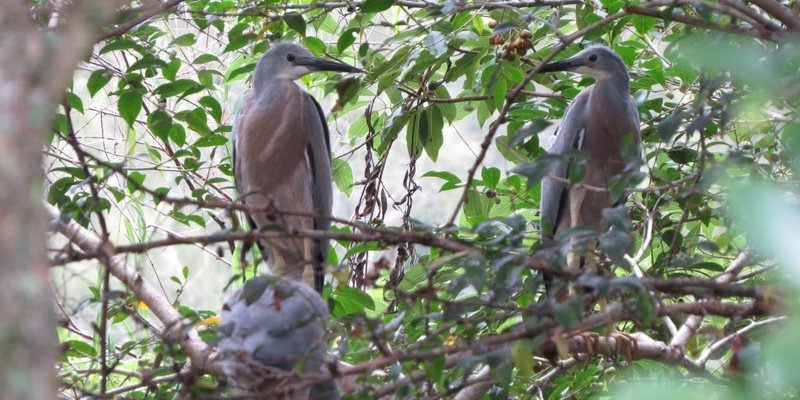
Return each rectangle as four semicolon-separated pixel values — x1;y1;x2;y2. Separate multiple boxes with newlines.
422;170;460;183
147;110;172;142
422;31;447;57
667;146;698;164
47;177;74;205
424;172;461;191
302;37;326;54
512;341;534;376
128;55;168;72
424;106;445;161
65;92;84;113
183;107;211;135
163;58;181;81
170;33;196;47
446;51;482;83
332;157;354;196
370;45;412;80
406;109;424;159
193;134;227;148
632;15;658;34
199;96;222;122
193;54;220;64
87;69;112;97
424;356;446;382
331;287;376;312
361;0;395;13
463;189;493;221
224;63;256;84
433;85;456;123
169;124;186;146
511;154;562;188
65;340;97;358
127;171;145;193
502;66;524;83
337;28;359;53
510;120;550;147
481;167;501;188
118;91;142;127
377;111;409;155
283;12;306;36
493;76;508;110
154;79;202;98
99;38;138;54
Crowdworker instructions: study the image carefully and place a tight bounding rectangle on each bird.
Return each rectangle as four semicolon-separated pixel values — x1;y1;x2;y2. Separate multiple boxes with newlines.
537;46;642;288
232;43;363;293
216;275;339;399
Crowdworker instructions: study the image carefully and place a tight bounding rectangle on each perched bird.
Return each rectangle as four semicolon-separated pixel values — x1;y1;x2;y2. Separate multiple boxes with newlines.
232;43;363;293
216;276;338;399
538;46;641;282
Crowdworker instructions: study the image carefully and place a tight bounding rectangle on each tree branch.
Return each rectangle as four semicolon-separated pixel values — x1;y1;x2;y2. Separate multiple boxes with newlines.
669;252;750;349
45;203;219;375
99;0;187;41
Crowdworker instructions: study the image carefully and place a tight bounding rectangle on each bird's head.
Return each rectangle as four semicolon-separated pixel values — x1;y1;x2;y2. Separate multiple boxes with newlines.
254;42;364;83
538;46;628;81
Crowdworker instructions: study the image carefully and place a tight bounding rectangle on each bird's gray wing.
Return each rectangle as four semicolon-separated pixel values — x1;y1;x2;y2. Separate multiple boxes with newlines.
218;277;332;394
629;94;643;158
611;94;643;207
539;87;591;239
304;94;332;293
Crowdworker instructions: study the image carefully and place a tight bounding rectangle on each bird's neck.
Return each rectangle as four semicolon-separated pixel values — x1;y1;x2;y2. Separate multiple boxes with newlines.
253;79;294;104
595;71;630;96
593;74;631;117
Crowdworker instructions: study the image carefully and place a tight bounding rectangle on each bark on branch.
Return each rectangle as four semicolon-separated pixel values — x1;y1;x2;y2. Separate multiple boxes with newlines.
45;203;219;375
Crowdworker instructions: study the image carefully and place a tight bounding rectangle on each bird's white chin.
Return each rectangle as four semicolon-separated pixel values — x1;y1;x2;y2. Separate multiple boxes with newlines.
277;66;312;80
575;66;609;80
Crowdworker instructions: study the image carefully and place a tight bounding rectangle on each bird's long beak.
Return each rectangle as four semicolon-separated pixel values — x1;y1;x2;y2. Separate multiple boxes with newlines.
293;56;365;74
538;56;586;73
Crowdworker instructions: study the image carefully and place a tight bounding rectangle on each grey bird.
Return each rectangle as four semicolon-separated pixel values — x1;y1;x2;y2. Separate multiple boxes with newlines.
217;276;339;399
538;46;641;280
232;43;362;292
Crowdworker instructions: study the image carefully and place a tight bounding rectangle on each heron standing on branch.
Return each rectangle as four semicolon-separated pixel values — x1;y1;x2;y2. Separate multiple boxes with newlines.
232;43;363;293
538;46;642;285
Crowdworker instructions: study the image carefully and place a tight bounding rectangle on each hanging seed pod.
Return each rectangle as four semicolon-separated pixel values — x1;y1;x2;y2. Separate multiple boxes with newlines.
488;19;498;29
520;29;532;39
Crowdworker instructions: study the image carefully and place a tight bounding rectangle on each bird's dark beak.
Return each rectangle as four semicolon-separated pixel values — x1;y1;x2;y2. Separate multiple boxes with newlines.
538;56;586;73
293;56;365;74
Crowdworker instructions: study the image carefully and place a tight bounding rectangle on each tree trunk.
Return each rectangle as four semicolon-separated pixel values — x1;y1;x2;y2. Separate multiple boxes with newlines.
0;3;57;397
0;1;121;397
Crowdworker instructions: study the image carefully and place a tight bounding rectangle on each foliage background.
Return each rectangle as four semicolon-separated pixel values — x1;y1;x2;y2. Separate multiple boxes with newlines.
30;0;800;398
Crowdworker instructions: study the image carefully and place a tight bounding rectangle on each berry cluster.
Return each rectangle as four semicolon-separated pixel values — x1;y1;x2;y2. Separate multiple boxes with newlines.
487;20;533;60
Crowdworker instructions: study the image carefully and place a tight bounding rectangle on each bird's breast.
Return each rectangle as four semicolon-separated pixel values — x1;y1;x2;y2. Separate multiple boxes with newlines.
235;84;312;191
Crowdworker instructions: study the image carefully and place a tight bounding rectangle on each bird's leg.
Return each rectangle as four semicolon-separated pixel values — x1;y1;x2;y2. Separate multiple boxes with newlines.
566;188;587;295
567;188;587;273
301;237;315;287
271;250;288;278
584;240;599;274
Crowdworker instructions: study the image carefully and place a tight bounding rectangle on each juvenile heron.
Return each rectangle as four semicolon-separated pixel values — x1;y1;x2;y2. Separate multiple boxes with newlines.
217;276;338;399
538;46;641;279
233;43;362;292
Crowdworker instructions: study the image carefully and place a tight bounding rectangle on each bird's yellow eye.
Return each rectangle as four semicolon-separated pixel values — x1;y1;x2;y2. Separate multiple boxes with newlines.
286;54;295;62
588;54;598;62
